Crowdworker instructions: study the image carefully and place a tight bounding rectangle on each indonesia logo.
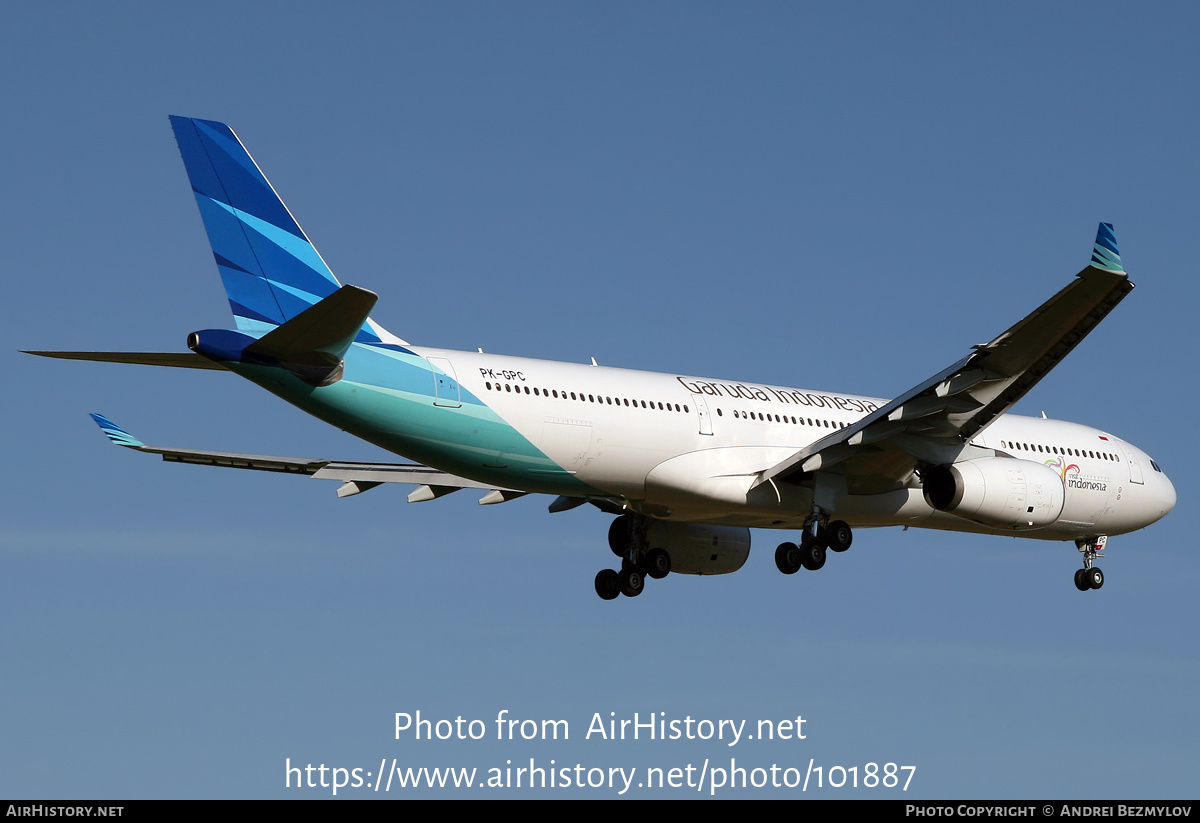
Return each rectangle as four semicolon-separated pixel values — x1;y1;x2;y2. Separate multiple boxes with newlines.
1044;456;1079;480
1045;457;1107;492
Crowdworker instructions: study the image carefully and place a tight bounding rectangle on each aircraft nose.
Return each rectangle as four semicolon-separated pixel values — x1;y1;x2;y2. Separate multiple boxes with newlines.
1159;472;1177;518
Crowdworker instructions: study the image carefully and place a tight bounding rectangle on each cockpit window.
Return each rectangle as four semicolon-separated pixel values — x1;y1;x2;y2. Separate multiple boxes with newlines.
1150;459;1162;473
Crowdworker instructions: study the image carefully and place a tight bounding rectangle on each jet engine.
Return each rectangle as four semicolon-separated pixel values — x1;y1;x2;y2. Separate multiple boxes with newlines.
922;457;1065;530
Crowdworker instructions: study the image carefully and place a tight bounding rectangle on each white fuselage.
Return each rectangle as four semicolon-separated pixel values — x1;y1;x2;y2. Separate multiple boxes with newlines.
412;347;1176;540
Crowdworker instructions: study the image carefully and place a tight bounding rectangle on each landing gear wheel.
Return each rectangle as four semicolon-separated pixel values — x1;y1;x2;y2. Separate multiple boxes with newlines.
1087;567;1104;590
1074;568;1090;592
775;542;801;575
608;515;632;558
644;548;671;579
620;567;645;597
595;569;621;600
825;520;853;553
800;537;826;571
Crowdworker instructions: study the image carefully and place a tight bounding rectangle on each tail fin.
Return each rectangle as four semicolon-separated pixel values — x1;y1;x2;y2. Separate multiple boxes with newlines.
169;116;399;344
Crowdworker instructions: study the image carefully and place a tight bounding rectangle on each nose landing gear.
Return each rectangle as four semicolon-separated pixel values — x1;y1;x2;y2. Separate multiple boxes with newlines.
1073;536;1107;591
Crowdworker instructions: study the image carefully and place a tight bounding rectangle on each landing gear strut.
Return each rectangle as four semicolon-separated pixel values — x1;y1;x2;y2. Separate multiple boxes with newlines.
774;512;852;577
1073;536;1107;591
596;514;666;600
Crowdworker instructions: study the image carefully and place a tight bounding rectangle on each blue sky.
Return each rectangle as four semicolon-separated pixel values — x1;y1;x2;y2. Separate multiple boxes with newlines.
3;2;1197;798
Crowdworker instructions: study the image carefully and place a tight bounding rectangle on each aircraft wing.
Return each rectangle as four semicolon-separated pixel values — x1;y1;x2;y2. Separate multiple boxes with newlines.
755;224;1134;494
89;413;521;502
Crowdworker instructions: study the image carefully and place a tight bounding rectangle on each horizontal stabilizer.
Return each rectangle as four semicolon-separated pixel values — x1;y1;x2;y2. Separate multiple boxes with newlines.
24;351;226;370
246;285;378;361
188;285;378;386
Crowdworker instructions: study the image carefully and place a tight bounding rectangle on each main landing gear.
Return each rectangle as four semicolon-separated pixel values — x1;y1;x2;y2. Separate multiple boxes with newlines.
1073;536;1107;592
775;515;853;576
595;515;670;601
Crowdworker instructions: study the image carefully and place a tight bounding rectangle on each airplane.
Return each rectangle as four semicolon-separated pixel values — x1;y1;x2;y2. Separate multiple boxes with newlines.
27;116;1176;600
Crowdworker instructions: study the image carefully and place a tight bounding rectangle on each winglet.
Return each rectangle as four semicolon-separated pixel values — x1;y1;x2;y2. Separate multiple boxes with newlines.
90;413;145;448
1090;223;1124;273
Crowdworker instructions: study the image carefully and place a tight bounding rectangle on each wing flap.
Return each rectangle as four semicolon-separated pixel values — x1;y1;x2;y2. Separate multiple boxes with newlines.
244;285;378;362
156;448;325;474
312;463;506;491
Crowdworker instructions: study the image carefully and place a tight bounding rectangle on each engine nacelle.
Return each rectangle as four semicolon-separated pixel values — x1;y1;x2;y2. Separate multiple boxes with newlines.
922;457;1065;530
644;521;751;576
